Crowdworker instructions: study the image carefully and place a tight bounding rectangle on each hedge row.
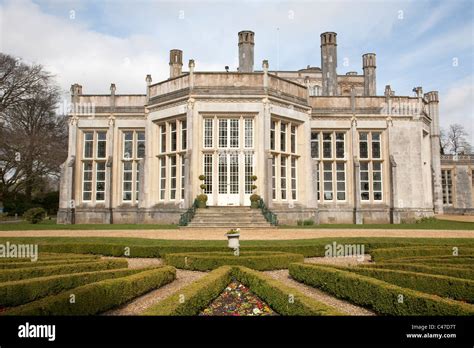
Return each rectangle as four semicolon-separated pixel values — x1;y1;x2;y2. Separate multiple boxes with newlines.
4;266;176;315
144;266;232;315
10;240;474;259
362;262;474;280
0;253;98;263
288;263;474;316
337;266;474;303
0;259;128;282
0;258;101;270
0;267;147;307
145;266;341;316
383;256;474;266
164;251;304;271
232;266;341;316
370;246;474;262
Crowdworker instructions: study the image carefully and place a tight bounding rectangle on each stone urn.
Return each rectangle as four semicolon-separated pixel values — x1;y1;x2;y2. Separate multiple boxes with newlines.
226;229;240;249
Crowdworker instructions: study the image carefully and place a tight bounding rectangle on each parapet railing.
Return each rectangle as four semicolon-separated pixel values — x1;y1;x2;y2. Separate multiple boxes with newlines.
178;199;198;226
257;198;278;226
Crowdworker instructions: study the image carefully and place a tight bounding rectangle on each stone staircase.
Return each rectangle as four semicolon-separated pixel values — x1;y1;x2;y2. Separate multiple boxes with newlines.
184;206;274;229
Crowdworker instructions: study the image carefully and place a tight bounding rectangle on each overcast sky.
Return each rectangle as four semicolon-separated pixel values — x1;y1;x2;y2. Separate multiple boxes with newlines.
0;0;472;142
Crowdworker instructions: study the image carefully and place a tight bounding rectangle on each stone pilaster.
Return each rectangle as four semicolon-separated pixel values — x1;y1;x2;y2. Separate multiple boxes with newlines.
425;91;443;214
265;151;273;208
389;155;401;224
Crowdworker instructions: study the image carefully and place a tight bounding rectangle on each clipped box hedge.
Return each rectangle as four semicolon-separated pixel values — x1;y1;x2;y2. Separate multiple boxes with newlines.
0;267;147;307
337;266;474;303
370;246;474;262
362;262;474;280
4;266;176;315
145;266;341;316
144;266;233;316
289;263;474;316
383;256;474;266
0;259;128;282
0;258;101;270
0;253;98;263
164;251;304;271
232;266;341;316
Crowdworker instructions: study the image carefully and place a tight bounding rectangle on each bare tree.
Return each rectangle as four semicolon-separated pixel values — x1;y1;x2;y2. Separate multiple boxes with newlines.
445;124;472;155
0;54;67;203
0;54;51;114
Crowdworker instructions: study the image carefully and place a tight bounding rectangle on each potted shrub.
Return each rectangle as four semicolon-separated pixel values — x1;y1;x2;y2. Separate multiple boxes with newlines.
250;194;260;209
196;194;208;208
226;228;240;249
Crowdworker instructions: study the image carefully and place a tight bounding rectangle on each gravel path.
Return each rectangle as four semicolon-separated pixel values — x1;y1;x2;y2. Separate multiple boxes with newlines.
265;269;375;316
104;269;206;315
1;228;473;240
100;256;164;269
305;255;372;266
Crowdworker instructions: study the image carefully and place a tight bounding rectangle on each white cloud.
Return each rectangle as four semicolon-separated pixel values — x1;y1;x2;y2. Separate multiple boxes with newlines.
440;75;474;145
0;0;221;98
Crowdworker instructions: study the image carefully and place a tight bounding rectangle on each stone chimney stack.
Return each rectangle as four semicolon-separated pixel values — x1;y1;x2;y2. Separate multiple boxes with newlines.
320;32;338;96
238;30;255;73
169;49;183;78
362;53;376;96
70;83;82;103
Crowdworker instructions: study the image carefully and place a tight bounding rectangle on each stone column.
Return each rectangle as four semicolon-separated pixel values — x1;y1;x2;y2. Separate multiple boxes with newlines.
187;97;196;208
265;151;273;208
262;96;272;206
107;84;116;224
425;91;443;214
138;158;145;209
183;151;191;208
353;157;362;224
389;155;401;224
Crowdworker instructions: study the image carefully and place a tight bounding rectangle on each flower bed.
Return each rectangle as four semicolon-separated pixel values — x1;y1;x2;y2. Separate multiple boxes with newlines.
200;280;278;316
164;251;304;271
145;266;341;316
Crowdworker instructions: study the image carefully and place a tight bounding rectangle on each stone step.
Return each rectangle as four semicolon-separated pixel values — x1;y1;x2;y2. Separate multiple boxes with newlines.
187;221;271;226
185;206;273;228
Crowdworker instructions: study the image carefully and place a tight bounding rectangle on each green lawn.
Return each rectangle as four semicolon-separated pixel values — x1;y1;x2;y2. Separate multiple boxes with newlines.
280;219;474;230
0;236;473;248
0;219;178;231
0;217;473;231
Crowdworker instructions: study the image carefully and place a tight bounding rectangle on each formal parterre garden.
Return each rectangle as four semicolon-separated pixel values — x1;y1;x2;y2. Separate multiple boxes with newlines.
0;236;473;316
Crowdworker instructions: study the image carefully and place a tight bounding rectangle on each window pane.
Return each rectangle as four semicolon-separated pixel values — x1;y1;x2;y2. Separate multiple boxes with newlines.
219;119;227;148
336;132;345;158
311;132;319;159
170;122;177;151
137;131;145;158
97;132;107;158
323;133;332;158
230;119;239;148
204;119;213;148
291;125;296;153
270;120;276;150
181;121;187;150
359;132;368;159
280;123;286;152
245;119;253;148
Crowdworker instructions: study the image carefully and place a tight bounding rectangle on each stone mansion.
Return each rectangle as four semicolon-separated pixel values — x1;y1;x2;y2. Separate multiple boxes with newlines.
58;30;446;225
